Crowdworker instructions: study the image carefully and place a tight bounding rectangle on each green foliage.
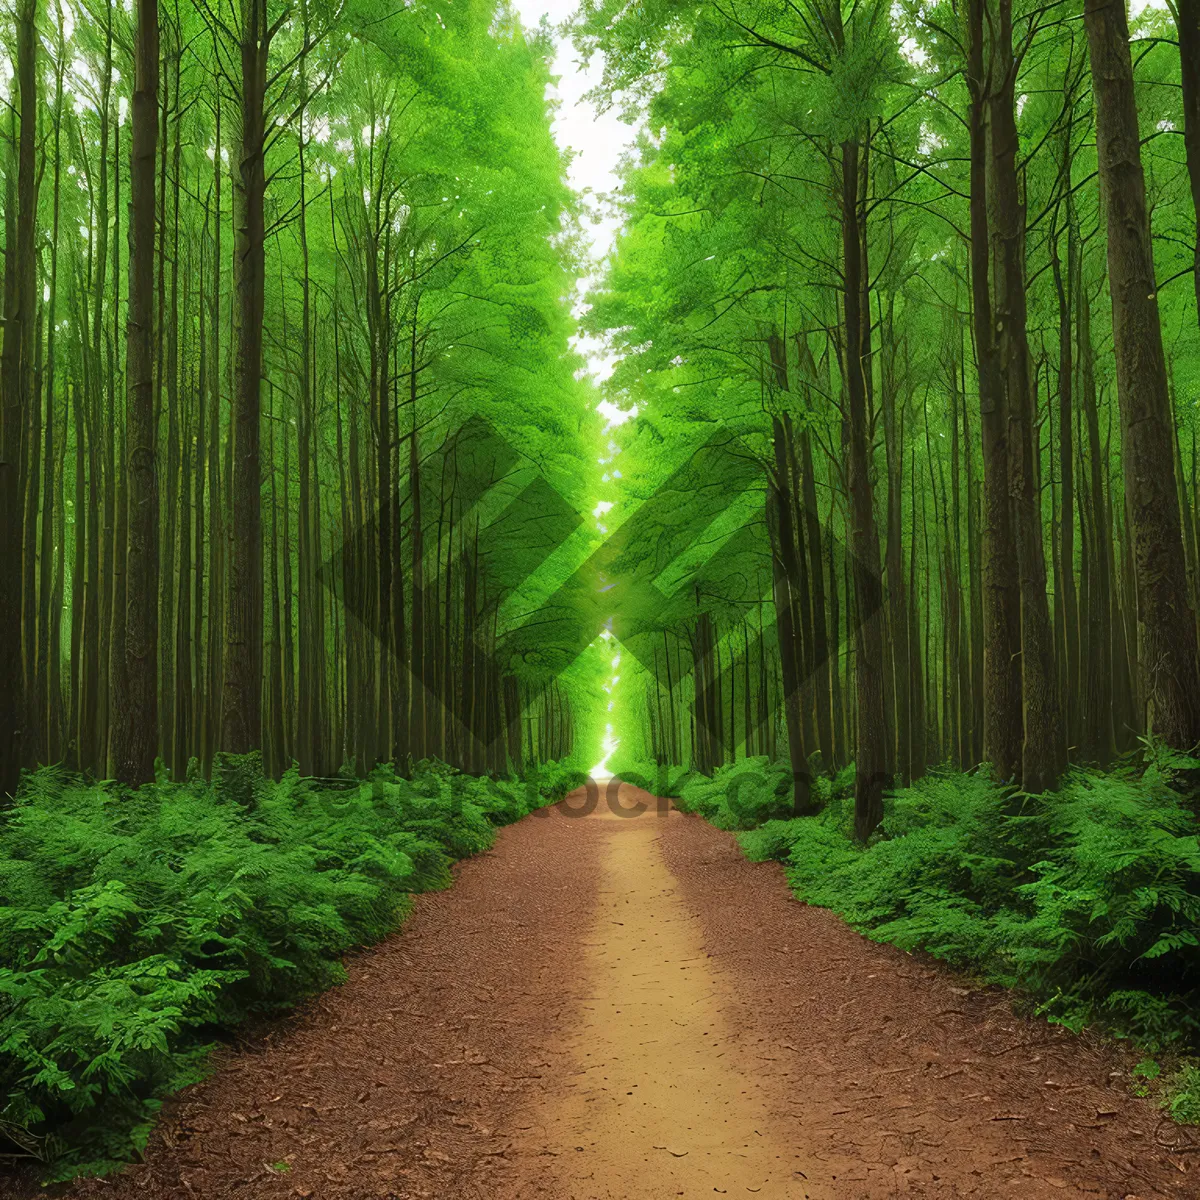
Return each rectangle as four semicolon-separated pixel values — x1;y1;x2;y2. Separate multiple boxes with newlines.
671;756;820;830
1130;1057;1160;1097
0;757;581;1179
679;758;1200;1062
1167;1063;1200;1124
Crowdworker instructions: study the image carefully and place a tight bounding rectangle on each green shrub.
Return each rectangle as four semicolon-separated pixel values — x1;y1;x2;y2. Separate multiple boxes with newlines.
0;756;578;1180
683;755;1200;1064
671;756;838;830
1167;1063;1200;1124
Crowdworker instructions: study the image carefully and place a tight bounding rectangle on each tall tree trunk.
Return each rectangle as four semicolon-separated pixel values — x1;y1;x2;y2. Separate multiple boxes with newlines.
20;305;42;770
1175;0;1200;325
98;93;119;775
267;387;286;775
840;138;887;840
878;298;910;784
783;412;817;760
175;327;194;779
295;46;325;775
962;337;985;766
990;0;1062;791
115;0;161;785
798;409;833;769
0;0;38;794
1052;186;1078;759
909;447;926;778
281;372;295;765
769;417;813;814
205;87;225;771
947;373;965;767
37;35;65;766
195;195;210;770
162;46;182;773
1078;252;1115;760
222;0;270;754
409;395;426;764
966;0;1022;783
1085;0;1200;749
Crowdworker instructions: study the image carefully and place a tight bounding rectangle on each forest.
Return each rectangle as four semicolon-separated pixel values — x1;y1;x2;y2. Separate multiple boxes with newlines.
4;0;1200;1189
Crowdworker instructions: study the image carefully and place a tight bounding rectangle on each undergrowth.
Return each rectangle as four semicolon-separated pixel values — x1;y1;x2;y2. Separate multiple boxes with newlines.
666;748;1200;1126
0;755;584;1181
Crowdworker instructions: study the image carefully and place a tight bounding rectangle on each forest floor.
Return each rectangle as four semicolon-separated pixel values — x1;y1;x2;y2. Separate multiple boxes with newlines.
24;782;1200;1200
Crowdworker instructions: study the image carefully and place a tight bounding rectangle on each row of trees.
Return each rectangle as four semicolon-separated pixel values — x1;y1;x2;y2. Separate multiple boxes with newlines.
0;0;588;794
579;0;1200;836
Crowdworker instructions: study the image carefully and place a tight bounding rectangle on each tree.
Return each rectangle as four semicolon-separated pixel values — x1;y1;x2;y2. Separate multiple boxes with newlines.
0;0;39;797
1170;0;1200;324
114;0;162;785
219;0;274;754
989;0;1063;791
0;0;586;784
1085;0;1200;750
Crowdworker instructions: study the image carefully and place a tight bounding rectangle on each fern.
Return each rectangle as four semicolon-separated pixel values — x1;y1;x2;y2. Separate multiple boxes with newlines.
682;755;1200;1063
0;755;579;1178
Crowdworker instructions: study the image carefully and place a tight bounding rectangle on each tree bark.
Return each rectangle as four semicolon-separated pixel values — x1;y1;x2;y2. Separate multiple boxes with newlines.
1085;0;1200;750
222;0;270;754
0;0;38;794
840;138;887;840
989;0;1062;791
769;416;813;814
1175;0;1200;325
114;0;161;785
798;407;833;769
1051;183;1078;759
966;0;1023;783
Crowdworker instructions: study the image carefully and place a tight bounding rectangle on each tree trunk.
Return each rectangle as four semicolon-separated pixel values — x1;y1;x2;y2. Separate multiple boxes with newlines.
990;0;1062;791
798;413;833;769
769;417;813;814
840;138;887;840
1176;0;1200;325
876;298;910;784
966;0;1023;783
0;0;38;794
946;377;965;767
1051;184;1079;759
222;0;269;754
37;41;64;767
114;0;161;785
1085;0;1200;749
908;447;926;778
409;400;426;764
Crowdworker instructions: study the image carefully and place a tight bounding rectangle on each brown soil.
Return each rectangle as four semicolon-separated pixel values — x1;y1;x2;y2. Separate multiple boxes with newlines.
13;782;1197;1199
504;802;820;1199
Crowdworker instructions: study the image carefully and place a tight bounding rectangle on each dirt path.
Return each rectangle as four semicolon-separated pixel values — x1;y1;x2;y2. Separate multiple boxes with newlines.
29;783;1195;1199
507;803;820;1198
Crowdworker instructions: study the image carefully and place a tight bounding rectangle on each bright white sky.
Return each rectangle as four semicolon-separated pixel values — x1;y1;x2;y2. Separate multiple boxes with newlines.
511;0;637;382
